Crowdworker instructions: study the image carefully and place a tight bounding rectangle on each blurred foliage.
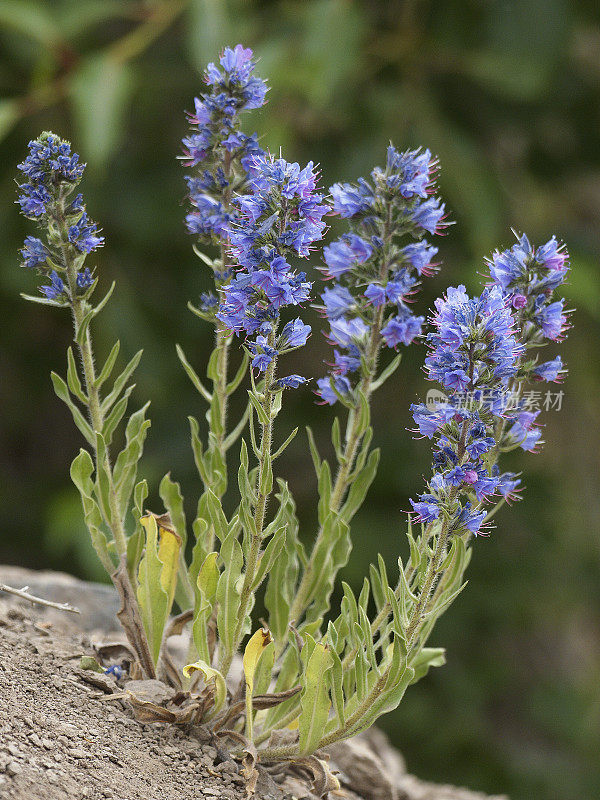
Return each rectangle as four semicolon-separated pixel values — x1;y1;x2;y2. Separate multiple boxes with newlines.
0;1;599;798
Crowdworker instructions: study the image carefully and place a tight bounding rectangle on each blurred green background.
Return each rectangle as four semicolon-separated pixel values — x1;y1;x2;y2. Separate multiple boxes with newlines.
1;1;599;797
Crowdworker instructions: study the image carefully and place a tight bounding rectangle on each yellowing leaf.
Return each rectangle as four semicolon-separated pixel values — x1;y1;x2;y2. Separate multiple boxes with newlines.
141;513;181;611
182;659;226;714
243;628;273;698
243;627;273;742
136;514;169;666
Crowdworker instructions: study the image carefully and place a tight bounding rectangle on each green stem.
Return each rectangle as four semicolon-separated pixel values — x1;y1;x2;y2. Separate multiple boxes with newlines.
289;212;395;625
219;338;278;677
55;203;127;556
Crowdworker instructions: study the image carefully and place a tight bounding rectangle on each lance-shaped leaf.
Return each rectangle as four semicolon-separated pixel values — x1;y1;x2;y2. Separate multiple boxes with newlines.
176;343;212;402
94;340;120;389
137;515;177;664
340;448;380;523
182;659;226;714
299;641;333;755
192;551;219;663
252;527;286;591
51;372;95;445
409;647;446;684
101;349;143;416
113;402;151;520
66;347;87;404
216;532;243;657
70;448;111;569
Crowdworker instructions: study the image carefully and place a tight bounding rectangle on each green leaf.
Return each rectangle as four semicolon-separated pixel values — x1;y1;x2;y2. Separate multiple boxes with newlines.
340;448;380;523
51;372;95;445
101;349;143;416
136;515;170;665
71;55;134;168
75;308;94;347
216;532;243;656
176;344;212;402
102;385;134;445
70;449;111;570
95;341;120;389
272;427;298;460
371;353;402;391
305;426;322;477
66;347;87;404
252;527;286;590
20;292;66;308
159;473;187;549
248;390;269;426
191;552;219;663
299;641;333;755
113;403;151;519
205;489;228;543
409;647;446;684
327;646;345;729
226;350;250;395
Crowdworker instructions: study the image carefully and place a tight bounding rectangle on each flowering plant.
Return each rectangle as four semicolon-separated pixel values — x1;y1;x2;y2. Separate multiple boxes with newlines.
15;44;570;788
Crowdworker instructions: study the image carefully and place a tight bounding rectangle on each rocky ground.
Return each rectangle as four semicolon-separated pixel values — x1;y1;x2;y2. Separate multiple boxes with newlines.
0;567;508;800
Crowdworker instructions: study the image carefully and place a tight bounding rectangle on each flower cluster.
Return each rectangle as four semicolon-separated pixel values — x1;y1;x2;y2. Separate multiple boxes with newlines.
316;145;445;405
217;154;328;386
410;285;525;535
410;231;571;536
181;45;267;252
487;232;569;374
17;132;102;302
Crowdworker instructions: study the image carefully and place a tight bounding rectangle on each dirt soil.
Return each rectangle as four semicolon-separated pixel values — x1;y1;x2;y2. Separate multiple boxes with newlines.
0;568;509;800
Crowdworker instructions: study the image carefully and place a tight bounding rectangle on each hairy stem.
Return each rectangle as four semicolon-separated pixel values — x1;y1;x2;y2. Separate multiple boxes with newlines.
220;339;278;677
289;211;395;625
55;202;127;556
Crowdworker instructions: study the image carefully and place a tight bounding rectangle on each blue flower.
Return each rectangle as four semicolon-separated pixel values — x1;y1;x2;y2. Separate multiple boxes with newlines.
321;285;356;319
533;356;564;382
330;181;374;217
40;271;66;300
323;234;372;279
20;237;48;269
410;198;445;234
76;268;94;290
535;299;568;341
68;212;104;253
381;313;423;347
17;134;85;220
401;241;439;276
410;496;440;523
17;132;104;306
364;283;387;307
508;412;542;452
217;153;322;380
316;375;352;405
486;232;570;344
276;375;308;389
280;318;311;348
